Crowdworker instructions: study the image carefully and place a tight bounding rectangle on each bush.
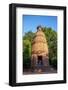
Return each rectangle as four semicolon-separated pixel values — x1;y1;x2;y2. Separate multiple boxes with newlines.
23;56;31;69
51;58;57;69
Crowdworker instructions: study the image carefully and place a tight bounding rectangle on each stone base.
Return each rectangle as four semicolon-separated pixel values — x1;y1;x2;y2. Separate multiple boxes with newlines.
31;55;49;68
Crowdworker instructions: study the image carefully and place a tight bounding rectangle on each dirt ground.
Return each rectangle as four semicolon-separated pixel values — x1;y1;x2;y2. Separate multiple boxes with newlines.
23;66;57;75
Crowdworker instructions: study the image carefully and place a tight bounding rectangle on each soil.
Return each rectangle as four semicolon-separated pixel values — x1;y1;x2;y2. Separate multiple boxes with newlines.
23;66;57;75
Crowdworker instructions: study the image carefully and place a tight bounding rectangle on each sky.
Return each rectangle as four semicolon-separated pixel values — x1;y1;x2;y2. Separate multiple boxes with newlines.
23;15;57;34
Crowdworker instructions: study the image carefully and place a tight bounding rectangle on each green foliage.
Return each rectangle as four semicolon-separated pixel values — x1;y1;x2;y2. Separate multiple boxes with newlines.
43;27;57;69
23;31;35;42
23;31;35;68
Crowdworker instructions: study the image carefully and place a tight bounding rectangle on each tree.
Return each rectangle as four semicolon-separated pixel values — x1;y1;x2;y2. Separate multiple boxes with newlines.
23;31;35;42
23;31;35;68
43;27;57;69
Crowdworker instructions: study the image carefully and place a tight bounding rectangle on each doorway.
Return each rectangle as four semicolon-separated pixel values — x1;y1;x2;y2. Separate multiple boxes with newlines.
37;56;43;65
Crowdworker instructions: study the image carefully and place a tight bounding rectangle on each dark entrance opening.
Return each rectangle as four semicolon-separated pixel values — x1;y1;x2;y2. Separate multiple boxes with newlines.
38;56;43;65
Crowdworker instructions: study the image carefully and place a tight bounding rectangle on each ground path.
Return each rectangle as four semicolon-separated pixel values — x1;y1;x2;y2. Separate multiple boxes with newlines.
23;66;57;75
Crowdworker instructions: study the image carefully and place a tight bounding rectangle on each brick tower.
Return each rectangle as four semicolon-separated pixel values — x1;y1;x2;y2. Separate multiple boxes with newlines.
31;26;49;70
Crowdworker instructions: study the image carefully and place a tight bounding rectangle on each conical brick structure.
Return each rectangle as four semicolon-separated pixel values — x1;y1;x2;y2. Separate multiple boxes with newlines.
31;26;49;69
